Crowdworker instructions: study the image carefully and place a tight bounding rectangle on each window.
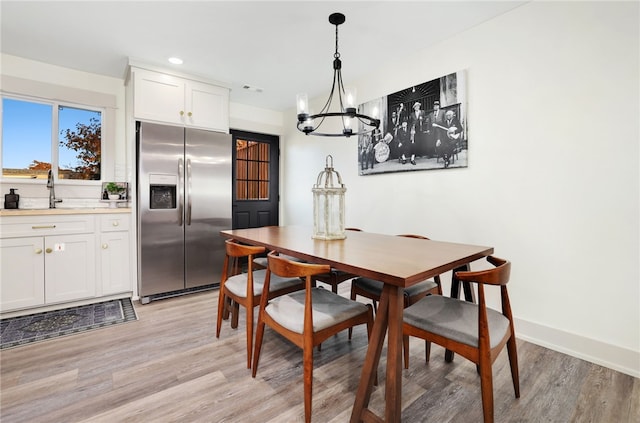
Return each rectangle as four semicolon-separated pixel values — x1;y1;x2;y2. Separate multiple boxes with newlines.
2;97;102;181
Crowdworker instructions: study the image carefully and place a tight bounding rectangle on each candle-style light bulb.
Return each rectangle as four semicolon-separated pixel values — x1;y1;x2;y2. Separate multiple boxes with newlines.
344;87;357;114
296;93;309;115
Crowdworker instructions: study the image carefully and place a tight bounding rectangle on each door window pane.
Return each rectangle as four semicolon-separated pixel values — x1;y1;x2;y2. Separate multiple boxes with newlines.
235;139;270;200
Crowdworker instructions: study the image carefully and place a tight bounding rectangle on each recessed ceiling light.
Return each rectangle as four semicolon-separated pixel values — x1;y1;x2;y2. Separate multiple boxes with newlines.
168;57;183;65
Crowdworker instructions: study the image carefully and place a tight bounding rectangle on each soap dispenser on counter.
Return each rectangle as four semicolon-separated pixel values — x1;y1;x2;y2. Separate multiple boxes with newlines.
4;188;19;209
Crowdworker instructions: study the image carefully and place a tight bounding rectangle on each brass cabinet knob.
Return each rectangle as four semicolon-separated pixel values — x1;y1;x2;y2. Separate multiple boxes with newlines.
35;248;43;254
112;221;119;227
187;111;193;117
102;243;109;249
180;110;185;116
45;248;53;254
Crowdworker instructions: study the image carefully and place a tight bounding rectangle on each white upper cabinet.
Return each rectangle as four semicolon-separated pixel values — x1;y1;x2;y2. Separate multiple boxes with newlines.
132;67;229;133
185;80;229;131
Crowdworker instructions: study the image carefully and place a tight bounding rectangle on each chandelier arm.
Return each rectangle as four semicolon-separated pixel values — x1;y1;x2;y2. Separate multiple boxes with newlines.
313;114;328;132
298;112;380;137
318;69;339;115
335;68;346;115
355;115;379;126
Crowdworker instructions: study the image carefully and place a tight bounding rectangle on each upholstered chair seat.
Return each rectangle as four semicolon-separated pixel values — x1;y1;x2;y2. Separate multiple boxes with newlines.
266;287;371;333
225;269;303;298
403;295;510;349
354;277;438;304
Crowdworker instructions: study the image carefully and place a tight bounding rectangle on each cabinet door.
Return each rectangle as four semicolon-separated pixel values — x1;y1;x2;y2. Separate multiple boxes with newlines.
44;234;96;303
100;231;131;295
185;80;229;132
133;68;185;125
0;237;45;311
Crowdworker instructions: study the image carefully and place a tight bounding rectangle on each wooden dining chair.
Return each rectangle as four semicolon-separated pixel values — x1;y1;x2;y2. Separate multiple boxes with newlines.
249;226;307;270
216;240;305;369
310;227;363;293
253;253;304;270
351;234;442;313
252;251;374;423
349;235;442;343
402;256;520;423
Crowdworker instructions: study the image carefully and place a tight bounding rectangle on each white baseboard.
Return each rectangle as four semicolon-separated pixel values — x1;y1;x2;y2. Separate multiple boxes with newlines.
515;317;639;378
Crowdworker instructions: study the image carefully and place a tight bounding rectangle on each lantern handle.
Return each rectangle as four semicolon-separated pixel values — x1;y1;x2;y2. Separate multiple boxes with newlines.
325;155;334;169
313;154;345;188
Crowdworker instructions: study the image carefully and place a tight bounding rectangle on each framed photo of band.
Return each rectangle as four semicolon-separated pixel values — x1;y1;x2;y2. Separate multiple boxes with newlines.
357;70;467;175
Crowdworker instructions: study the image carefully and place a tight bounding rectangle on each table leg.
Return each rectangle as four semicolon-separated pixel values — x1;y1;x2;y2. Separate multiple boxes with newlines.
385;284;404;423
351;284;404;422
446;264;473;362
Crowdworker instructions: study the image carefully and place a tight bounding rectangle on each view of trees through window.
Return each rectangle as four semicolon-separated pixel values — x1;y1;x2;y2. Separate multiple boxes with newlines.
2;98;102;180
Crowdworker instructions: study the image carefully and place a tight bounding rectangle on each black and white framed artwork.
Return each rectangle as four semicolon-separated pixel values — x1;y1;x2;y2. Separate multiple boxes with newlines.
358;70;467;175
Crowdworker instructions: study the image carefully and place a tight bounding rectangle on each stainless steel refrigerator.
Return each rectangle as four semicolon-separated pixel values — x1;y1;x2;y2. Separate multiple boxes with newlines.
137;121;231;304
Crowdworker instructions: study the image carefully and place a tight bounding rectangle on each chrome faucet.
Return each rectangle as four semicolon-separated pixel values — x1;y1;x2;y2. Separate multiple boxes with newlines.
47;169;63;208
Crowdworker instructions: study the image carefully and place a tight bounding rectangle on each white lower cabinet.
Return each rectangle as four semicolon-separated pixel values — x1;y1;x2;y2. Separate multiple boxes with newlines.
44;233;96;303
99;215;131;296
0;212;132;313
0;237;45;310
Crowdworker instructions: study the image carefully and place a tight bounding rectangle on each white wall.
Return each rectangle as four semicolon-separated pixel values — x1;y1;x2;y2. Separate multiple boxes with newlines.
280;1;639;377
230;102;283;137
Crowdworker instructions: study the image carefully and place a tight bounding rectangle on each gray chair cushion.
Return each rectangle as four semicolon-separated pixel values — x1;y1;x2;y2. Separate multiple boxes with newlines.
354;277;437;297
225;269;301;298
253;255;304;268
403;295;510;349
266;288;370;334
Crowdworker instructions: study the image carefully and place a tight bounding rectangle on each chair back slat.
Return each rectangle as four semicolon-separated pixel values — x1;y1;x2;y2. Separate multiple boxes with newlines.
455;256;510;286
267;251;330;278
225;239;265;258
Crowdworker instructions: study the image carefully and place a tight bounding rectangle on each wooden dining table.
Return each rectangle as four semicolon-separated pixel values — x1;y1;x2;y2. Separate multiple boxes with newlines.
220;226;493;423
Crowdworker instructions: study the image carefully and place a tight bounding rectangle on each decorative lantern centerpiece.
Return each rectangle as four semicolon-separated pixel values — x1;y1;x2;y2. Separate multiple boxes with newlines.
312;155;347;240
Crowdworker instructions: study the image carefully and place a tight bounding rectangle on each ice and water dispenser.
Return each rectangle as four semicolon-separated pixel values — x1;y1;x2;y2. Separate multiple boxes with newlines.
149;174;177;209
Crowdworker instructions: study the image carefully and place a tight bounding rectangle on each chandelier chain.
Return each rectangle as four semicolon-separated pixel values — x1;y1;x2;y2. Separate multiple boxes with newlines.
334;24;340;59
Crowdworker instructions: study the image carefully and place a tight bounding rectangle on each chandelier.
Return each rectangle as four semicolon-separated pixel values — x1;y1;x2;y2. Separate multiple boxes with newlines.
296;13;380;137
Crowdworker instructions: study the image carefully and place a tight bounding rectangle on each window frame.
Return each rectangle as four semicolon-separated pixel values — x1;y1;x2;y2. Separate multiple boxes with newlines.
1;93;106;185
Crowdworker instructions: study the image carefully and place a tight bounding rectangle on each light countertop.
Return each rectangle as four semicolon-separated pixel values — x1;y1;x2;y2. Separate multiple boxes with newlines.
0;207;132;216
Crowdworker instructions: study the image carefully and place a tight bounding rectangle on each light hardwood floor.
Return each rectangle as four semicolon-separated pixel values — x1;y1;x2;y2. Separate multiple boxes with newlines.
1;286;638;423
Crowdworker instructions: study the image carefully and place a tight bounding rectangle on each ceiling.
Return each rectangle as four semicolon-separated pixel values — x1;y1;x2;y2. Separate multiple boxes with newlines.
1;1;526;112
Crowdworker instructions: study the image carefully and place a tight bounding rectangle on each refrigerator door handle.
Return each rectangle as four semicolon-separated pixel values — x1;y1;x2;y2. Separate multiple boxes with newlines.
186;158;192;225
178;157;184;227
